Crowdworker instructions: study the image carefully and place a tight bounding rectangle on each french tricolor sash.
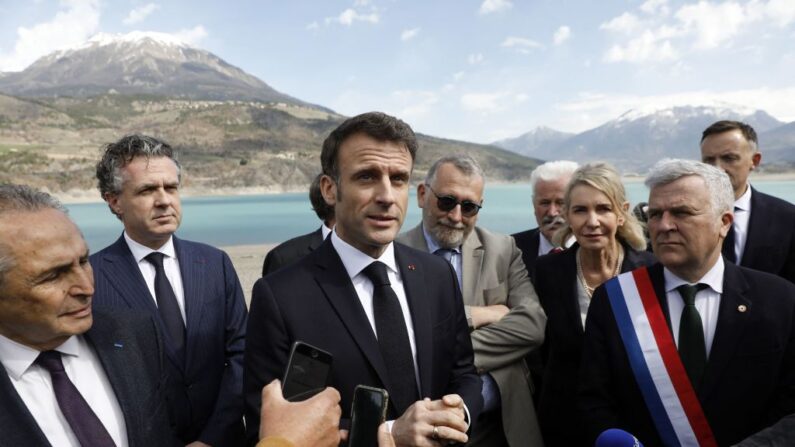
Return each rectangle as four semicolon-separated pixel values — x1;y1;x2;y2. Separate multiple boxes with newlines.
604;267;717;447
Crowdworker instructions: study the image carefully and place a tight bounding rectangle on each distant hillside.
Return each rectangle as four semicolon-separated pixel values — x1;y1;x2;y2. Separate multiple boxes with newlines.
496;105;792;172
0;32;323;109
491;126;574;157
0;94;539;194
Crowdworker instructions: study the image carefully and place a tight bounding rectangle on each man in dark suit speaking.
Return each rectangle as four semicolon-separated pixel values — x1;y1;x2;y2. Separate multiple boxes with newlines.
90;135;248;446
580;159;795;446
245;112;483;446
0;184;179;447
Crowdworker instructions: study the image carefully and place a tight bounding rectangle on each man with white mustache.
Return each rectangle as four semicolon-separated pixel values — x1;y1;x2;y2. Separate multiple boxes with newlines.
513;160;578;280
399;155;547;447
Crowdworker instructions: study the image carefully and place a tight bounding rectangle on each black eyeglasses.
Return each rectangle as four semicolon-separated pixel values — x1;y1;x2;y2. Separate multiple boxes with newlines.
426;185;483;217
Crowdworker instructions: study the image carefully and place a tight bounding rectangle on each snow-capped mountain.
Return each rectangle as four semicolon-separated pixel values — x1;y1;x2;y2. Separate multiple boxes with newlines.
499;105;785;171
491;126;574;157
0;32;318;107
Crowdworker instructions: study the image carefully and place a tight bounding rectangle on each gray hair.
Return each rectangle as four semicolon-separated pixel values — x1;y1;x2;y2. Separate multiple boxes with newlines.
96;134;181;199
425;155;484;186
530;160;579;196
645;159;734;215
0;184;69;286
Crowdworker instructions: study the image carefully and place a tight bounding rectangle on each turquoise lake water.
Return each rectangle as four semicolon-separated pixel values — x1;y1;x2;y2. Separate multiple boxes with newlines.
67;180;795;251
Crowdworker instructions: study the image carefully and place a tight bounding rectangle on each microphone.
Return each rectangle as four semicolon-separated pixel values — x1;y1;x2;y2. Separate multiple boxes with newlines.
594;428;644;447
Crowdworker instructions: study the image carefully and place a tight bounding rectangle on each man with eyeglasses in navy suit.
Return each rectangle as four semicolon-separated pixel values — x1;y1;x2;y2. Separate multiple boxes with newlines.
399;155;547;447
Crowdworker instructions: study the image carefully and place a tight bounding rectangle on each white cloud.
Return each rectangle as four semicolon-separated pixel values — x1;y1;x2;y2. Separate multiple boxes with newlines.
602;0;795;64
640;0;669;16
461;91;508;113
392;89;440;121
501;36;544;54
479;0;512;15
353;0;370;5
600;12;643;34
172;25;208;46
467;53;484;65
0;0;101;72
553;26;571;45
515;93;529;103
306;21;319;30
122;2;160;25
326;8;379;26
400;28;420;41
675;1;747;49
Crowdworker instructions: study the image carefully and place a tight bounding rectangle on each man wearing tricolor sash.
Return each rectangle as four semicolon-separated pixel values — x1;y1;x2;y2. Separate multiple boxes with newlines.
579;159;795;447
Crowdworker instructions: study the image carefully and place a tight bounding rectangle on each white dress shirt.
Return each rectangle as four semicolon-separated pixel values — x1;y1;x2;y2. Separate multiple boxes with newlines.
330;231;419;381
538;233;575;256
321;224;332;240
664;257;725;357
732;185;752;264
124;232;187;323
0;335;129;447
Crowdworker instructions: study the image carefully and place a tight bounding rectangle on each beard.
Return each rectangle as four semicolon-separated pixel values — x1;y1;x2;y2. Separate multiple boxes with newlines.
429;218;469;249
541;214;566;232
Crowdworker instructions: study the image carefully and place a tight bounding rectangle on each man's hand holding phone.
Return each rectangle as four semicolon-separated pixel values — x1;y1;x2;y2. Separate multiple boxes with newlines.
258;380;342;447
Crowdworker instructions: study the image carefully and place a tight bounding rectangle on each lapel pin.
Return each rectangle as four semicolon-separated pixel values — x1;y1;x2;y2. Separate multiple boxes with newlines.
407;264;416;270
113;342;124;349
737;305;747;313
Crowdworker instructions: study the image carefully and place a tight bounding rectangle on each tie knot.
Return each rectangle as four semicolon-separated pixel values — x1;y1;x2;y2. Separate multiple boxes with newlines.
677;283;707;305
36;350;65;373
362;261;391;287
434;248;454;262
145;251;166;268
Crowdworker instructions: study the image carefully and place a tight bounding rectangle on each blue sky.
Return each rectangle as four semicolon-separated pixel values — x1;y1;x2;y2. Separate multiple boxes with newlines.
1;0;794;143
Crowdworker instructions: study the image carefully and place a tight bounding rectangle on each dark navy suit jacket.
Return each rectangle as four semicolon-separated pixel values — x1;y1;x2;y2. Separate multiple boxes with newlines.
738;188;795;283
579;261;795;446
0;310;180;447
244;238;484;445
512;227;542;282
261;227;324;276
90;235;248;446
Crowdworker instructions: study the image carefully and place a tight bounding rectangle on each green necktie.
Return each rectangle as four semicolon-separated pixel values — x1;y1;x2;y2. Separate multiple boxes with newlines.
678;283;709;388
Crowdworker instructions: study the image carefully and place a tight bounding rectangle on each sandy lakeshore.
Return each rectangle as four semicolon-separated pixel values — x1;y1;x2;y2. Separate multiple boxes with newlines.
220;243;277;306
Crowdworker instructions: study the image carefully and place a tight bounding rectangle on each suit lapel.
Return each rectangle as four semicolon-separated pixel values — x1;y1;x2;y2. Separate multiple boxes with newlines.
461;230;483;305
561;248;584;334
740;187;766;268
308;228;324;250
395;244;434;398
174;236;204;369
313;241;392;390
84;316;142;445
648;264;673;328
699;263;752;400
100;235;159;315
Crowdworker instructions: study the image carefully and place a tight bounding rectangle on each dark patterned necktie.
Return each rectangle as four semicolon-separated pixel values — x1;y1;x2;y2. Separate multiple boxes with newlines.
36;351;116;447
144;252;185;355
362;261;419;414
678;283;709;388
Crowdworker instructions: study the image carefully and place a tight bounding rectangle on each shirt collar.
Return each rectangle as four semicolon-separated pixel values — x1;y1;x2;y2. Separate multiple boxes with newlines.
734;183;752;212
539;233;555;254
663;256;725;295
0;335;82;380
421;224;461;254
331;230;398;280
124;232;176;263
321;224;332;240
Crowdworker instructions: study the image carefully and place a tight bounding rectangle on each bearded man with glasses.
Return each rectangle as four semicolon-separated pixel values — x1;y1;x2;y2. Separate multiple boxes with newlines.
398;155;547;447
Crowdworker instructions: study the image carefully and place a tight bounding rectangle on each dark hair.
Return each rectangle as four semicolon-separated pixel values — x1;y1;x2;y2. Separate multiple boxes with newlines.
320;112;418;180
701;120;758;152
96;134;180;199
309;173;334;223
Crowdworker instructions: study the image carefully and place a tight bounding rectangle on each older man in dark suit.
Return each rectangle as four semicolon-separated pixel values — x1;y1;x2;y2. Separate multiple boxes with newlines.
245;112;483;447
580;159;795;446
512;160;578;279
700;120;795;283
262;173;335;276
90;135;248;446
0;184;179;447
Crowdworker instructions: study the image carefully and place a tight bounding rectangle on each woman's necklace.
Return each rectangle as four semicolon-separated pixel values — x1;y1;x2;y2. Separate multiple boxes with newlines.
577;245;624;298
